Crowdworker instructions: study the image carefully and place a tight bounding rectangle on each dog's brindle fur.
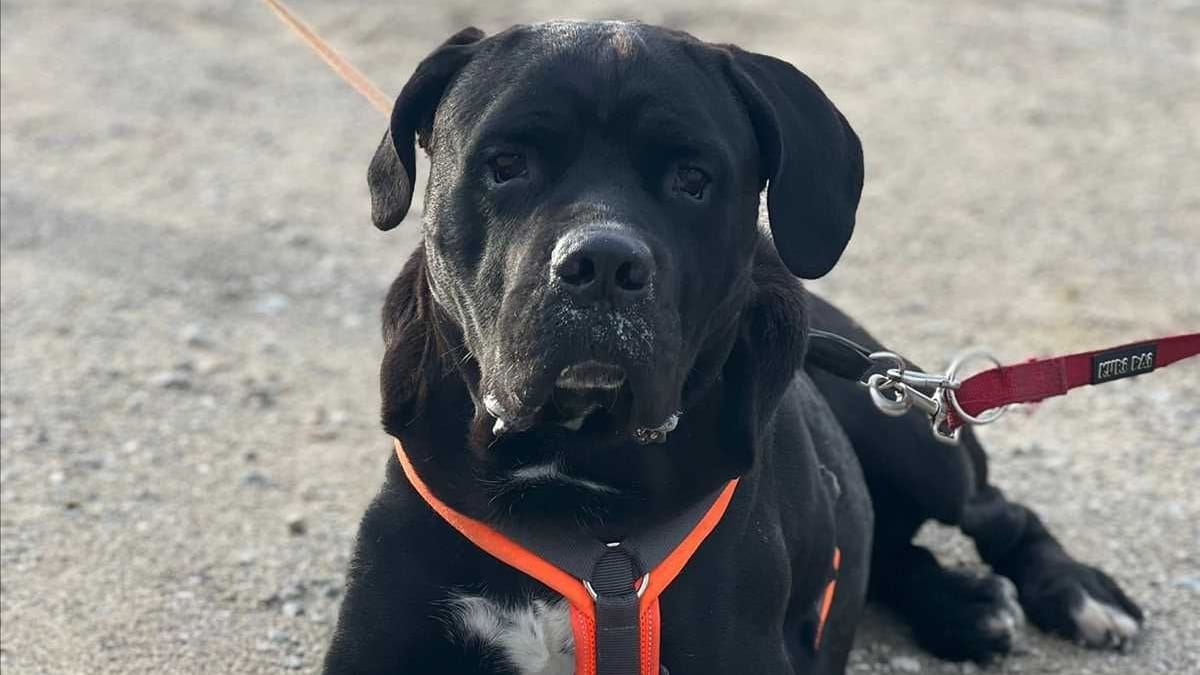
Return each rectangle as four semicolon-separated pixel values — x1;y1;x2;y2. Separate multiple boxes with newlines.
323;22;1143;674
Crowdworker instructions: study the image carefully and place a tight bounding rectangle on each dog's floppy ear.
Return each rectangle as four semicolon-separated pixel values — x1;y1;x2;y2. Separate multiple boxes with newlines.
379;246;446;434
369;27;485;231
717;245;808;472
726;48;864;279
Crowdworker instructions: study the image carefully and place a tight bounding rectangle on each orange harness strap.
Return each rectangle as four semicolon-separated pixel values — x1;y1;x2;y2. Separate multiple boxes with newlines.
394;438;838;672
814;546;842;649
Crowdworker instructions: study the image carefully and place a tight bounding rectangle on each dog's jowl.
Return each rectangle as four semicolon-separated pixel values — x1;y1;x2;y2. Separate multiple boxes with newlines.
323;21;1142;675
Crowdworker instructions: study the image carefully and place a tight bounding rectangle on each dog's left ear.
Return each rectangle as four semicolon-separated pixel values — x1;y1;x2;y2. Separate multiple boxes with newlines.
368;27;485;231
725;48;864;279
717;249;808;472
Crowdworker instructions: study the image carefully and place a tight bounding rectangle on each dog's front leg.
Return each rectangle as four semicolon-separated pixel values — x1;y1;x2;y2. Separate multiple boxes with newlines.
322;481;506;675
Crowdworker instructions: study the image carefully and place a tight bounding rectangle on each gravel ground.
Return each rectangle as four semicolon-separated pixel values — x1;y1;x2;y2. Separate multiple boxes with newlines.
2;1;1197;674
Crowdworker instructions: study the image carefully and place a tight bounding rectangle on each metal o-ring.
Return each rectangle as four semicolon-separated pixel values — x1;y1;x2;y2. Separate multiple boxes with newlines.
944;349;1009;426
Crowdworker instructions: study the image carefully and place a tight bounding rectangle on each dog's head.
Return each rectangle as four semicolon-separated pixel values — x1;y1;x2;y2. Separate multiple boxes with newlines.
372;22;862;521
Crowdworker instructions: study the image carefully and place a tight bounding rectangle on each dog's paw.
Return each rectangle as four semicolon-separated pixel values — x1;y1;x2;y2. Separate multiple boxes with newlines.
979;576;1026;643
911;573;1025;663
1017;561;1143;650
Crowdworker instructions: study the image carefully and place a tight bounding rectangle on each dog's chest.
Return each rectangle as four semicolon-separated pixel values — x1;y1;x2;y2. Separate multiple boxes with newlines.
446;594;574;674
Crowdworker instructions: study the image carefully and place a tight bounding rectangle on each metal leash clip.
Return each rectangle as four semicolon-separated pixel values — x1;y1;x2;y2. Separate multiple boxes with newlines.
859;349;1010;444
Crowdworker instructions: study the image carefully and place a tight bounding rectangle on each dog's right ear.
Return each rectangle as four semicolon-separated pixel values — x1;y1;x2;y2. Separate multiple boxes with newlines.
369;27;485;231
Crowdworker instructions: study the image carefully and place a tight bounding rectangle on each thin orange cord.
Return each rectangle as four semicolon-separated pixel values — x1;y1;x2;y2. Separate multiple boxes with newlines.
260;0;392;116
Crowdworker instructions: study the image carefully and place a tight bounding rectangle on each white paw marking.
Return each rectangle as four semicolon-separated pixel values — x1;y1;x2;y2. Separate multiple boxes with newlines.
446;594;575;675
981;576;1026;640
1071;591;1140;649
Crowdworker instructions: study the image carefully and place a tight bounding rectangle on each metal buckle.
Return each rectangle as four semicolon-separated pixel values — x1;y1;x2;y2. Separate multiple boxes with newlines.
583;573;651;600
859;348;1009;444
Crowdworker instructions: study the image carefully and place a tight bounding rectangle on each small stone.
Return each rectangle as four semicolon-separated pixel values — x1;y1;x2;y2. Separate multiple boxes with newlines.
286;232;312;247
151;369;192;390
286;514;307;536
241;470;270;488
245;383;275;408
283;655;304;670
280;583;306;601
307;407;328;426
309;427;338;441
194;356;226;376
125;393;146;413
255;293;291;315
281;600;304;617
267;628;289;644
889;656;921;673
1173;575;1200;592
179;323;213;349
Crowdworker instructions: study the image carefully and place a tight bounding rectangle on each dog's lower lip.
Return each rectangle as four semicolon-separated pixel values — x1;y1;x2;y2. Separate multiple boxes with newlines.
555;361;627;390
484;393;538;436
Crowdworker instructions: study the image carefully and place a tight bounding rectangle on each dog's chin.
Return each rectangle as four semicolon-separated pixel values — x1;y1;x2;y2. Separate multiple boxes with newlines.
481;456;632;526
469;360;689;525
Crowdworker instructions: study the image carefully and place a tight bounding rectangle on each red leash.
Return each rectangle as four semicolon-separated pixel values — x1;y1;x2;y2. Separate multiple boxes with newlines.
943;333;1200;433
811;330;1200;442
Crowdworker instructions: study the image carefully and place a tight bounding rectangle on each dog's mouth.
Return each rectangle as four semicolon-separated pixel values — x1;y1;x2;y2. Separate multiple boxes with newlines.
483;358;683;446
486;361;632;437
550;361;628;429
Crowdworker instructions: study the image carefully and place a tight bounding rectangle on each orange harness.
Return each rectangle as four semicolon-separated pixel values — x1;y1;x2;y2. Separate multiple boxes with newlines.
394;439;840;673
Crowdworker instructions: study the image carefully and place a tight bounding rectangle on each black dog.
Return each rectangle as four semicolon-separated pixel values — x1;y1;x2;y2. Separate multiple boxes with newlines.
323;21;1142;674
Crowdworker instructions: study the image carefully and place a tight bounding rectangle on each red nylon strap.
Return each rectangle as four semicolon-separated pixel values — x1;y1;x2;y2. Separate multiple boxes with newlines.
946;332;1200;432
393;438;738;674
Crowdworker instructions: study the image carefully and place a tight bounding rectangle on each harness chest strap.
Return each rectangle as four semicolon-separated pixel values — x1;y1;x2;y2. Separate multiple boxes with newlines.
393;439;840;674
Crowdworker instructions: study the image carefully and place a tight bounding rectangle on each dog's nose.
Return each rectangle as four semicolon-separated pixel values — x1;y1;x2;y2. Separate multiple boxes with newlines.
552;229;655;306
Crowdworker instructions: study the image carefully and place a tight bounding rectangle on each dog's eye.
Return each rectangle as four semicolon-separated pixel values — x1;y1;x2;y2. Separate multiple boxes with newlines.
490;153;527;183
675;166;709;199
